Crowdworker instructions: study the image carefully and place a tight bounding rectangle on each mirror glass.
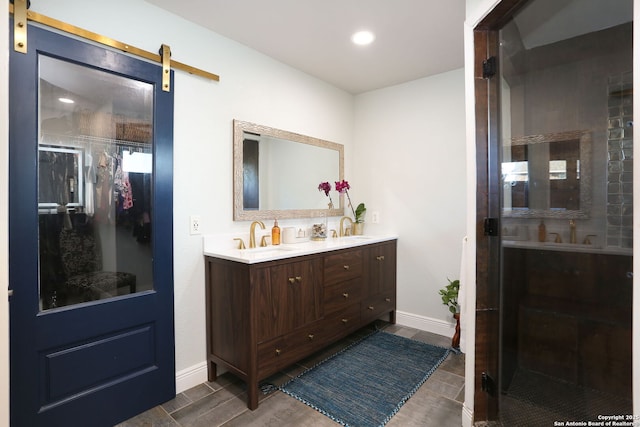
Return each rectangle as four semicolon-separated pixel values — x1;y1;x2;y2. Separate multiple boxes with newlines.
233;120;344;221
502;130;592;218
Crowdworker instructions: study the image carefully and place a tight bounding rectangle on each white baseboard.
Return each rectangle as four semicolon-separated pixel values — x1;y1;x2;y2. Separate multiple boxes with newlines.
395;310;455;338
462;404;474;427
175;361;208;394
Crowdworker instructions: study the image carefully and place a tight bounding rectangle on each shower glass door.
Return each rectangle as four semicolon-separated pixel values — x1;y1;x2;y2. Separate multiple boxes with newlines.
498;0;633;424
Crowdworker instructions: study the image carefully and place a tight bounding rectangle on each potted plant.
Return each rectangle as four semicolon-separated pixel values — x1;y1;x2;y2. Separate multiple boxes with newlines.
354;202;366;224
439;278;461;349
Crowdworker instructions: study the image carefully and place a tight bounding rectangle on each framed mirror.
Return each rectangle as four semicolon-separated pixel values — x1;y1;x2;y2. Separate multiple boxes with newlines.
502;130;592;218
233;120;344;221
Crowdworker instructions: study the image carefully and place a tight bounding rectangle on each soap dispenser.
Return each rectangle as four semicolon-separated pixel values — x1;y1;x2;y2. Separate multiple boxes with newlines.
271;219;281;245
538;220;546;242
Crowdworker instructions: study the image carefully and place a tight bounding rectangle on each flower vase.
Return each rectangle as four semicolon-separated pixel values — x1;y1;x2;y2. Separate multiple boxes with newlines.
352;222;365;235
452;313;460;349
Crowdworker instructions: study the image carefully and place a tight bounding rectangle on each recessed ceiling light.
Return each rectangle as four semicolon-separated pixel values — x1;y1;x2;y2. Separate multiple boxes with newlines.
351;30;375;46
58;97;75;104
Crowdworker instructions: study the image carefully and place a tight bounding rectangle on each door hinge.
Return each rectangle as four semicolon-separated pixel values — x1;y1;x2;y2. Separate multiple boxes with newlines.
483;217;499;236
482;56;497;79
481;372;496;396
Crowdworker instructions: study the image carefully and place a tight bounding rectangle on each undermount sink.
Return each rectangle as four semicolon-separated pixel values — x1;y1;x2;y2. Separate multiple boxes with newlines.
339;235;374;240
237;245;297;257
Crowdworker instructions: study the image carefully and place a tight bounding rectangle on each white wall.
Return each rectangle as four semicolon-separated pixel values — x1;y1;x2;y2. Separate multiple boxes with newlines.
354;70;467;334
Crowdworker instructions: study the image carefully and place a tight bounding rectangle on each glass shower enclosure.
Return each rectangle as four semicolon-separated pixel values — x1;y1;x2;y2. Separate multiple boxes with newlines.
498;0;633;424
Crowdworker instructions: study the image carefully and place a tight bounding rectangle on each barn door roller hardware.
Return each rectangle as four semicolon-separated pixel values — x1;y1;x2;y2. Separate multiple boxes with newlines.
11;0;28;53
9;1;220;91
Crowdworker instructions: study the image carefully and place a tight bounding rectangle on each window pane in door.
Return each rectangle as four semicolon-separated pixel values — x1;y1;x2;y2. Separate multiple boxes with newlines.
38;55;154;310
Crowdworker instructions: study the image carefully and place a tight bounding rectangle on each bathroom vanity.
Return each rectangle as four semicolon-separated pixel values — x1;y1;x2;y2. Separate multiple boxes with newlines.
204;236;397;409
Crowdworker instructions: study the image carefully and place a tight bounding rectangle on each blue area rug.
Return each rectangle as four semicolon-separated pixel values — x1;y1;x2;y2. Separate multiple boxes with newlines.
278;331;450;426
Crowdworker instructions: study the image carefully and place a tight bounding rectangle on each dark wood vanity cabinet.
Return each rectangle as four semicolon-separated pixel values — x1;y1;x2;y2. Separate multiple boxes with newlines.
362;241;397;324
204;239;397;409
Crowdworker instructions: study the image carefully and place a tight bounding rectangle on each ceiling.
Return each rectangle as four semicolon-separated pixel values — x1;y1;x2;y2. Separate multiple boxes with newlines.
144;0;635;95
145;0;466;94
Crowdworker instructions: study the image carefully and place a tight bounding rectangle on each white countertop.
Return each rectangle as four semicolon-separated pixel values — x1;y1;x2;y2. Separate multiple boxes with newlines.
502;240;632;256
204;234;398;264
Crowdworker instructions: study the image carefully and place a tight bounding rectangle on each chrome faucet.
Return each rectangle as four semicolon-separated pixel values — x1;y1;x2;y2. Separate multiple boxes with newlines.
249;220;266;248
569;220;577;244
339;216;353;237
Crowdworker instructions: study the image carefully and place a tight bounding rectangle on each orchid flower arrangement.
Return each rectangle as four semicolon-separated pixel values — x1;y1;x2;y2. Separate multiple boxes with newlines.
335;179;366;223
318;181;334;209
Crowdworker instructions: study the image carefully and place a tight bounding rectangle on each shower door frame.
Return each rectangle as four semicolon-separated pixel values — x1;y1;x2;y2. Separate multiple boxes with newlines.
472;0;527;421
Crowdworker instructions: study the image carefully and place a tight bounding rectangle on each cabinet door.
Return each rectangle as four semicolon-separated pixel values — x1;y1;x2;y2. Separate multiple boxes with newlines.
367;241;397;295
256;259;322;342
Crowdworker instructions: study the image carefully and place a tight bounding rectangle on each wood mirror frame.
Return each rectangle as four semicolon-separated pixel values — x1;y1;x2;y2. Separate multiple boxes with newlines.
233;120;344;221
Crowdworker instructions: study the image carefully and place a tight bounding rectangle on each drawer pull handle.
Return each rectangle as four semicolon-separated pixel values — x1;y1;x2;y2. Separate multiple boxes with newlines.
341;318;348;324
385;298;391;302
342;293;349;299
308;334;314;340
295;276;302;282
376;255;385;261
275;349;282;356
343;265;350;270
368;305;374;310
288;277;295;284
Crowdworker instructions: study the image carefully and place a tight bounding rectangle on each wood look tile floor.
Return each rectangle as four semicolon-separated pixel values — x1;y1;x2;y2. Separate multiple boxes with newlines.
116;322;465;427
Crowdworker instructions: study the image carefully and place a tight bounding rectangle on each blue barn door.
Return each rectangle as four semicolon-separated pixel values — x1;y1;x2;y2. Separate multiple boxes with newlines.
9;23;175;426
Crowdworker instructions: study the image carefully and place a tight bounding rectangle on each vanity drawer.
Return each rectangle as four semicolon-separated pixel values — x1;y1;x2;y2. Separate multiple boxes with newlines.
257;324;325;378
322;303;361;342
324;249;363;286
361;292;396;323
323;277;362;314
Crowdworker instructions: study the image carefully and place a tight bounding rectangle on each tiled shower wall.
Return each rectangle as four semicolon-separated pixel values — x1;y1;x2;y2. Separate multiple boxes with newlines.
607;71;633;248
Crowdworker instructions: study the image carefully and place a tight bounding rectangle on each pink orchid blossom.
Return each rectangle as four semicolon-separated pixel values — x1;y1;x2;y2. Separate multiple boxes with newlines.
318;181;334;209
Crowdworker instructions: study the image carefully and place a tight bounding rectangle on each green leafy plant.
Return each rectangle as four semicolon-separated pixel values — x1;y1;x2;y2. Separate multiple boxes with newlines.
439;278;460;314
354;202;367;223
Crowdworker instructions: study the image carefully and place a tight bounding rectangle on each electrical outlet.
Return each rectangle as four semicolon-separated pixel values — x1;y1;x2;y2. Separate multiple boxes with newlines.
190;215;202;235
371;211;380;224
